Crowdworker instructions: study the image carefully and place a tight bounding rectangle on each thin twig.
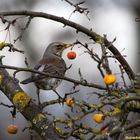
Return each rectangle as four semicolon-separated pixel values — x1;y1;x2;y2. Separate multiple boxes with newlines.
0;64;106;90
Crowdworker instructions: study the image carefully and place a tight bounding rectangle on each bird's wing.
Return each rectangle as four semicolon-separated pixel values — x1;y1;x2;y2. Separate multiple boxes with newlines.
20;64;44;84
21;57;66;84
32;57;66;80
40;57;66;77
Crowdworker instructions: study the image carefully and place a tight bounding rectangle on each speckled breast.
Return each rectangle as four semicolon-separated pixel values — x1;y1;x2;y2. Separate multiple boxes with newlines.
35;78;62;90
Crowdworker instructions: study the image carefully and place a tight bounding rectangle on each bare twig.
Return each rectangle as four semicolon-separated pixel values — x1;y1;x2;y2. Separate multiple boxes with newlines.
14;16;33;43
135;17;140;22
63;0;90;20
0;64;106;90
119;65;127;88
0;42;24;53
24;57;30;68
110;120;140;137
0;102;14;108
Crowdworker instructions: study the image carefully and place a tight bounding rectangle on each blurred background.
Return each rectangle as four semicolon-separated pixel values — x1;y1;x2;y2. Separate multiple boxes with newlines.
0;0;140;139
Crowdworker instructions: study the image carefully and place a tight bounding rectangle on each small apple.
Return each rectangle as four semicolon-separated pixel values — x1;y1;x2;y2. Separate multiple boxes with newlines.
93;114;105;123
103;74;116;85
67;51;76;60
7;124;18;134
66;98;74;107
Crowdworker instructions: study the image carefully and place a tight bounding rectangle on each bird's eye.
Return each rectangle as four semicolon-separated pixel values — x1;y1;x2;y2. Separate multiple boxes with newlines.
57;45;63;49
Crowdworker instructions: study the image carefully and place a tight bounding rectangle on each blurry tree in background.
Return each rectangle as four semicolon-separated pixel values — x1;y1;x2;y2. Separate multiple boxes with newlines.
0;0;140;140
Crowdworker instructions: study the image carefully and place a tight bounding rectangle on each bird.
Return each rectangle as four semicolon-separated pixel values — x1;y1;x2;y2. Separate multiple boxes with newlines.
21;42;72;104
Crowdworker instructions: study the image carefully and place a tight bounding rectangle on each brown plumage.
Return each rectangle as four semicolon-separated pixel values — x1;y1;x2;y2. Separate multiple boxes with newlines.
21;42;71;90
21;42;71;103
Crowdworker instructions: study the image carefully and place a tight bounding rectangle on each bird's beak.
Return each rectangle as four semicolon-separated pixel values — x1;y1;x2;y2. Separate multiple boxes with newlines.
64;44;73;49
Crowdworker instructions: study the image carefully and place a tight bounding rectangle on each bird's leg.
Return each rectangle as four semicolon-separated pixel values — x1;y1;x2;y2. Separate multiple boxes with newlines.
53;90;63;100
36;88;41;105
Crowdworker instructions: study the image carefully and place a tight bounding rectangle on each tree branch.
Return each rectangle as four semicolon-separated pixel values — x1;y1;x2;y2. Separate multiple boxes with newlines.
0;64;107;90
110;120;140;137
0;10;135;80
0;65;62;140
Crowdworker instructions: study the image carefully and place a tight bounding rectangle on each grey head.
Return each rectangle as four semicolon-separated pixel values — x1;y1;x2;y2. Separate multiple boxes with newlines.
43;42;71;58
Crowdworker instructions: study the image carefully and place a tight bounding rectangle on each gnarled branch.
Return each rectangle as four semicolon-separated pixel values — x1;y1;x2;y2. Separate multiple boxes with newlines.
0;10;135;80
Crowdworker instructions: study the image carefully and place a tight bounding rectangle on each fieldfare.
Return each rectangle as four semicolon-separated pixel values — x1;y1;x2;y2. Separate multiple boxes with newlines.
21;42;71;104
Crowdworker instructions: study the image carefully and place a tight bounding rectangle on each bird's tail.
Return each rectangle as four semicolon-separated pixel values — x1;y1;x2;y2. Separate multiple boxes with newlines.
20;77;34;84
